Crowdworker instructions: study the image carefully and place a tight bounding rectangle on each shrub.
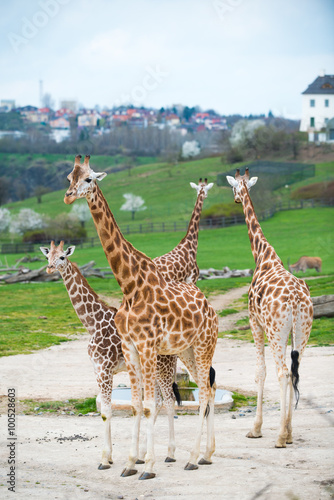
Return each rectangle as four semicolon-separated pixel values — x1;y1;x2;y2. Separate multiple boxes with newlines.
202;202;244;221
291;181;334;203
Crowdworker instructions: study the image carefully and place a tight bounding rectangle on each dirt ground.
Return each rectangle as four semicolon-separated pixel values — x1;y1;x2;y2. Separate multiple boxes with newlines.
0;288;333;500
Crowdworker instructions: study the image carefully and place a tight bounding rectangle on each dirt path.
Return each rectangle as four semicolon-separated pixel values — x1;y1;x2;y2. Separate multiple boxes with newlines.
0;285;334;499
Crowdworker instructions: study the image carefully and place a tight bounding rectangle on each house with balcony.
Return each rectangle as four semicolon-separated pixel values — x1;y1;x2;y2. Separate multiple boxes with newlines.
300;73;334;142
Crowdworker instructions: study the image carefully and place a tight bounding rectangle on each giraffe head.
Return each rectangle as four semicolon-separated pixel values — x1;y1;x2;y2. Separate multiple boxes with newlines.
226;168;258;203
64;155;107;205
40;240;75;274
190;178;214;199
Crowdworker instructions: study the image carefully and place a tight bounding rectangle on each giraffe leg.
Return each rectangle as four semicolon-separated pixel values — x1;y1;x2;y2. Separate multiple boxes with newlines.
247;316;265;439
120;343;143;477
187;364;213;469
156;355;177;462
286;377;294;444
275;365;289;448
179;348;214;469
98;380;113;469
139;346;157;480
199;379;216;465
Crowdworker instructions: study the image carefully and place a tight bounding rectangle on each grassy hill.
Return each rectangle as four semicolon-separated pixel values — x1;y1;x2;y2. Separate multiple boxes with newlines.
3;207;334;275
3;155;334;239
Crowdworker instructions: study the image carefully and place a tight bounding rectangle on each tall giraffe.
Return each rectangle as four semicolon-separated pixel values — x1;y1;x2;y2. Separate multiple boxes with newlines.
64;155;218;479
40;241;180;468
153;178;213;284
226;168;313;448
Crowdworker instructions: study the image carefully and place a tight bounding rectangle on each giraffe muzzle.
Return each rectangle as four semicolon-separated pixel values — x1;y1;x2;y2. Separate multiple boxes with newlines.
46;265;55;274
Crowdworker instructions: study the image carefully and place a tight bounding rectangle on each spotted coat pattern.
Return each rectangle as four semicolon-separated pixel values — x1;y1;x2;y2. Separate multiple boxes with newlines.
64;155;218;478
153;179;212;284
40;241;178;469
227;168;313;448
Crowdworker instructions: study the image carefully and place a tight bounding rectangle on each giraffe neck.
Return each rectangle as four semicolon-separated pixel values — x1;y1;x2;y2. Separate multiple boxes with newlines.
61;260;102;331
180;190;205;252
239;183;269;265
86;184;161;297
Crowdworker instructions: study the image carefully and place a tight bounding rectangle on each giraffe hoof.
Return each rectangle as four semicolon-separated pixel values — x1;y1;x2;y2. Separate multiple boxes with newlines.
109;460;113;464
198;458;212;465
275;442;286;449
165;457;176;463
121;468;137;477
246;431;262;438
139;472;156;480
184;462;198;471
286;440;293;445
98;463;111;470
135;459;145;464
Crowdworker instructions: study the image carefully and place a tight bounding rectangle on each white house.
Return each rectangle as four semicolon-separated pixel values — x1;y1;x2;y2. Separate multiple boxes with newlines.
300;73;334;142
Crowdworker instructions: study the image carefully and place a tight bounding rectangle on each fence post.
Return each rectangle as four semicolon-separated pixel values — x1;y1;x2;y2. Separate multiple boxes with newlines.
174;222;176;232
162;222;165;232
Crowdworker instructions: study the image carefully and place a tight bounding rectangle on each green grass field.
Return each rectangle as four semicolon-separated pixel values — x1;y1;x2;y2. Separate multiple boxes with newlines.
1;155;333;356
4;155;332;240
3;207;334;274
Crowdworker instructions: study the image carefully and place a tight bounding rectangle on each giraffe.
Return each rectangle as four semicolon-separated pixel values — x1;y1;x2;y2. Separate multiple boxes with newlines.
226;168;313;448
40;240;181;469
64;155;218;479
153;178;213;284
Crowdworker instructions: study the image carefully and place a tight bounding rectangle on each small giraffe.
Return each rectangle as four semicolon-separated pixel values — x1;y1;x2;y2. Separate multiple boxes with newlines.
227;168;313;448
64;155;218;479
40;240;181;469
153;178;213;284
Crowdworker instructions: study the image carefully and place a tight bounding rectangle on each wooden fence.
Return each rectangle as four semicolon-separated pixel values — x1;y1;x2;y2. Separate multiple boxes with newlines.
1;197;332;254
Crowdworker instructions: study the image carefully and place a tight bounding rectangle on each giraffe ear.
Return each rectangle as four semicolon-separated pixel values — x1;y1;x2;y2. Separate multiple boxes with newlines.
190;182;197;190
65;246;76;257
206;182;214;191
40;247;49;257
226;176;238;188
248;177;258;187
94;172;107;182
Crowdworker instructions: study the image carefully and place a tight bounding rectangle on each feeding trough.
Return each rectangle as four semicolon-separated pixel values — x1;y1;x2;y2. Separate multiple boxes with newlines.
111;386;234;414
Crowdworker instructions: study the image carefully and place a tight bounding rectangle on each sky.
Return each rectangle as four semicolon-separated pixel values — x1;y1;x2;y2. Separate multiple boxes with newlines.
0;0;333;118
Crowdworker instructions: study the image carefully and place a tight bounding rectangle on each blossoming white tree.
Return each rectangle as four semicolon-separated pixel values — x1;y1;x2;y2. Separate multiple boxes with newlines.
0;208;11;233
70;203;91;227
182;140;201;159
10;209;44;235
230;119;265;148
120;193;147;220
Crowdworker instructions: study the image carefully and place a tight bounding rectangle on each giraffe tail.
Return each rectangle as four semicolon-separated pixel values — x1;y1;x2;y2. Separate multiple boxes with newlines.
172;382;182;406
291;350;300;409
204;367;216;418
291;300;300;409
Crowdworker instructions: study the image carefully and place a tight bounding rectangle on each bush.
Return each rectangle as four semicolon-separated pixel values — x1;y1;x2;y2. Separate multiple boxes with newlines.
202;202;244;221
226;147;244;163
291;181;334;203
23;226;87;244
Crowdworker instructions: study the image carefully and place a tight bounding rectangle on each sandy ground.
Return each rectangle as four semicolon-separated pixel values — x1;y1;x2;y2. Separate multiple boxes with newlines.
0;287;334;500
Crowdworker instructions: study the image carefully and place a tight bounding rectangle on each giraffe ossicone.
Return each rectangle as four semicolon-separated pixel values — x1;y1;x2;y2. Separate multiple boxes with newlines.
64;155;218;479
226;168;313;448
40;240;181;469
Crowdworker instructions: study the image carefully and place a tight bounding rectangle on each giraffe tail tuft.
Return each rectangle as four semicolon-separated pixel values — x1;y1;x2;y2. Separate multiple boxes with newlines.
172;382;182;406
209;366;216;387
204;367;216;418
291;350;300;409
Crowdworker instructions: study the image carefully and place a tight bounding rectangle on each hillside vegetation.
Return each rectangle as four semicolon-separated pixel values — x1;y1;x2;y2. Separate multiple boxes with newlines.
3;155;334;240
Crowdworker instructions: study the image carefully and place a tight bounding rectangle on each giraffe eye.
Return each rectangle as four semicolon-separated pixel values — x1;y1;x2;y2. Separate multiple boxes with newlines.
60;256;65;260
85;178;92;183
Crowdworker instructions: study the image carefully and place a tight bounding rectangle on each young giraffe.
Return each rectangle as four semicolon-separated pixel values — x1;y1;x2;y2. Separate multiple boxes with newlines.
226;168;313;448
153;179;213;284
64;155;218;479
40;241;180;469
